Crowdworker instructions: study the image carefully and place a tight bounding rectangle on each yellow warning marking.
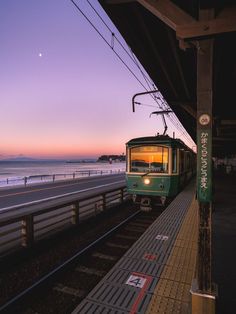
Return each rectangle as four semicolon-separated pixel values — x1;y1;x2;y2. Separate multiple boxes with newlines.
146;197;198;314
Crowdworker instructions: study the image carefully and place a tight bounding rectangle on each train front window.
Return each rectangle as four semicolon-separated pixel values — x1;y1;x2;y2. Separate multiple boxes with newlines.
130;146;168;173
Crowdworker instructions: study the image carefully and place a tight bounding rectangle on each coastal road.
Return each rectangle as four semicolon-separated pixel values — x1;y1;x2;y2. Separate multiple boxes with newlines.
0;174;126;211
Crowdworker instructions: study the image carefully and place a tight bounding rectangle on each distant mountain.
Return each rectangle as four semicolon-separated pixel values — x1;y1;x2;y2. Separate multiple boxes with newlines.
0;157;99;162
1;157;37;162
0;157;64;162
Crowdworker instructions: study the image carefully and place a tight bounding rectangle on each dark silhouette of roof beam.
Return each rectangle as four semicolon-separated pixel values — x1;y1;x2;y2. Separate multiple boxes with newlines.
133;6;179;98
136;1;236;40
170;101;196;118
177;6;236;39
221;119;236;125
137;0;195;31
167;28;191;99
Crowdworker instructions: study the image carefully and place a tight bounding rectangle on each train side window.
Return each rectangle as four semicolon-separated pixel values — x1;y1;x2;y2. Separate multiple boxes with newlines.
179;150;185;173
172;148;177;173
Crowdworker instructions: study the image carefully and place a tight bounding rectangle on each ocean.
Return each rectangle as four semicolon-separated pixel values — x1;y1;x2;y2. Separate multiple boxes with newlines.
0;160;126;188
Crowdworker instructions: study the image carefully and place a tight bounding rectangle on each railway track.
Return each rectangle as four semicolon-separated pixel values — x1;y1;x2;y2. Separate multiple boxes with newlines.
0;205;162;314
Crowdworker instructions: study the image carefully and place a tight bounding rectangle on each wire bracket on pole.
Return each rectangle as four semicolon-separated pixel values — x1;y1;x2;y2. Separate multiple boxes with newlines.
132;89;159;112
150;110;172;135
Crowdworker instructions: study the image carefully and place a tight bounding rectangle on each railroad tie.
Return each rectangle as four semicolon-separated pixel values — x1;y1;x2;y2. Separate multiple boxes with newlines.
53;283;85;298
75;265;106;277
105;241;129;249
116;234;137;240
135;218;159;224
124;226;146;233
128;222;150;228
92;252;117;261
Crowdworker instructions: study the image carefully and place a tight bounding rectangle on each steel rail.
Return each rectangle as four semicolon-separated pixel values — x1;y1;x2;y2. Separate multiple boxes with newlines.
0;209;141;313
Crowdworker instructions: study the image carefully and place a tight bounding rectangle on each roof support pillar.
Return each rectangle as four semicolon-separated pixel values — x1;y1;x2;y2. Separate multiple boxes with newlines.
196;39;213;293
191;33;217;313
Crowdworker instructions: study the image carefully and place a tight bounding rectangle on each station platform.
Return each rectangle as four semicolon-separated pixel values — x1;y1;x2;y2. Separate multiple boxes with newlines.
71;171;236;313
72;180;198;313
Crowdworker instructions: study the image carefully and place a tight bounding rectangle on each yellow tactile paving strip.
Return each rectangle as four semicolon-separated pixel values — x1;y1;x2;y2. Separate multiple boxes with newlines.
146;197;198;314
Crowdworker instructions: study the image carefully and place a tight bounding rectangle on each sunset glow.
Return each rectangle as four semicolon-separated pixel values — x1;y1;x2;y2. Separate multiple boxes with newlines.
0;1;195;160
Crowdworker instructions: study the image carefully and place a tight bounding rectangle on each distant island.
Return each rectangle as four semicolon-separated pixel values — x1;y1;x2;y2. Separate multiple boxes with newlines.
66;159;96;163
97;154;126;163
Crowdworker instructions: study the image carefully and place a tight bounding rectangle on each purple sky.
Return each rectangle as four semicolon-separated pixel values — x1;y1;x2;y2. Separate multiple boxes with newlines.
0;0;195;159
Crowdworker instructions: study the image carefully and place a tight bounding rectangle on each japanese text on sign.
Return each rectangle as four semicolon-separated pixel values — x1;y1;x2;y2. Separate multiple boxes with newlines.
197;128;212;202
200;132;208;190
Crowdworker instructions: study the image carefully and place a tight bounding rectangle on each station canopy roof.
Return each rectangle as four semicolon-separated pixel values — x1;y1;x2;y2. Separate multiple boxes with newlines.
98;0;236;157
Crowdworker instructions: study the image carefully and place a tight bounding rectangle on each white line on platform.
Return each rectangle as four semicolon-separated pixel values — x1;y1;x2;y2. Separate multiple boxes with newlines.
0;180;125;213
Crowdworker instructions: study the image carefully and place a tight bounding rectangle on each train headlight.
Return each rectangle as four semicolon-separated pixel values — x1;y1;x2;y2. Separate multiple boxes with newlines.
143;178;151;185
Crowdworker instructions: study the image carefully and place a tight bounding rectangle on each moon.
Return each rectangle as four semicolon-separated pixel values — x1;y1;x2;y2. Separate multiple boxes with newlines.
38;53;43;57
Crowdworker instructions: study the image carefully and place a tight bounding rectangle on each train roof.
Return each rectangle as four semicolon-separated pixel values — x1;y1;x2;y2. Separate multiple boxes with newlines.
126;135;193;151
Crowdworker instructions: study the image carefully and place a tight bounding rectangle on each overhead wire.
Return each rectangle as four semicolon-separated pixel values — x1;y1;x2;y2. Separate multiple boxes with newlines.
70;1;161;99
72;0;161;104
135;101;160;108
129;50;158;92
85;0;162;102
73;0;172;123
69;0;195;148
87;0;194;145
138;98;194;146
86;0;154;86
156;99;194;145
69;0;148;90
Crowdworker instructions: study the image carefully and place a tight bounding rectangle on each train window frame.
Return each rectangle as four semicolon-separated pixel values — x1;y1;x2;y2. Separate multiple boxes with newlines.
129;145;169;174
172;148;177;173
179;149;185;173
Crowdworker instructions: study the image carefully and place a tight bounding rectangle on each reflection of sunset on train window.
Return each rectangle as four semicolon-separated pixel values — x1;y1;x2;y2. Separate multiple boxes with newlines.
130;146;168;173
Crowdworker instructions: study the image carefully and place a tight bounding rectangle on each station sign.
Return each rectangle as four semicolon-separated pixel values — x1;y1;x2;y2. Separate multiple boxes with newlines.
197;114;212;202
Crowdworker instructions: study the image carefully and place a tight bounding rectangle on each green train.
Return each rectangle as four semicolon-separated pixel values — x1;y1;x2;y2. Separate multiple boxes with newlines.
126;135;196;210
